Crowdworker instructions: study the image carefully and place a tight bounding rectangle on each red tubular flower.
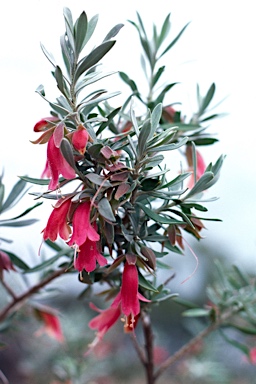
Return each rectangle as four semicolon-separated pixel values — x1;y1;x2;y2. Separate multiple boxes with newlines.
112;258;150;330
33;116;58;132
68;201;100;247
71;125;89;155
74;236;107;272
0;250;16;278
43;198;71;242
87;302;121;353
46;135;76;190
35;308;64;342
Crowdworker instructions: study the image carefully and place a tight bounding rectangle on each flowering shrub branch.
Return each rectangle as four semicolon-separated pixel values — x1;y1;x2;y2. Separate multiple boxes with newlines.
1;7;256;384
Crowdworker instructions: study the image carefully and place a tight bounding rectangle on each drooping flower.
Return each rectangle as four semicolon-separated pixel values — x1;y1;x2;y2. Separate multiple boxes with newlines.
87;302;121;353
68;201;100;247
185;145;206;188
34;307;64;342
70;125;89;155
43;197;72;242
74;235;107;273
45;135;76;190
112;255;150;329
0;250;16;279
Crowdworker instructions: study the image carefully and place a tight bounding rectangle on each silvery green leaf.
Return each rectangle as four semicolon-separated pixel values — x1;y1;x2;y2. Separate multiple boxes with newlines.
0;179;27;213
60;138;77;171
103;23;124;42
74;11;88;56
98;197;116;222
74;41;116;82
85;173;112;187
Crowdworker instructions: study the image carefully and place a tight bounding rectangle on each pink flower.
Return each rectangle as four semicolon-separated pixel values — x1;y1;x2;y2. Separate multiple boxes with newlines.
112;256;150;329
186;145;206;188
0;250;16;278
43;198;71;242
68;201;100;247
33;116;58;132
34;307;64;342
249;347;256;365
45;135;76;190
87;302;121;352
74;236;107;272
71;125;89;155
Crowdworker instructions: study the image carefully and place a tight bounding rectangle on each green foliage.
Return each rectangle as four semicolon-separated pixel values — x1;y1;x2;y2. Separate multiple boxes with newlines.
3;9;250;384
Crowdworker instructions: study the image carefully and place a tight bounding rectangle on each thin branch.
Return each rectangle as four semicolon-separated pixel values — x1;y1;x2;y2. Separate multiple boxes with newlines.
141;310;155;384
130;331;147;366
154;321;219;380
0;369;9;384
0;267;67;322
0;279;18;300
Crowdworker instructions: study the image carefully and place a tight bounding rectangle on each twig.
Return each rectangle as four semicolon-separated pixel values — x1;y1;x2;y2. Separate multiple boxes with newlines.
130;331;147;366
141;311;155;384
0;369;9;384
154;321;218;380
0;279;18;300
0;267;67;322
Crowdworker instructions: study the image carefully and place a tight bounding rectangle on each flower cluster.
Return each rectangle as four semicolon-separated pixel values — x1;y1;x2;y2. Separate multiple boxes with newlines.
28;8;225;352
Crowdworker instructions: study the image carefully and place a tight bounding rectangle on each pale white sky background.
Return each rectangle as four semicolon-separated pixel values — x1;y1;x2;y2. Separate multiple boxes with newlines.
0;0;256;284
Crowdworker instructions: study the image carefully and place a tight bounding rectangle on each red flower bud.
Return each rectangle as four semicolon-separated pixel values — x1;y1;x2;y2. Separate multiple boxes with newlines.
71;125;89;155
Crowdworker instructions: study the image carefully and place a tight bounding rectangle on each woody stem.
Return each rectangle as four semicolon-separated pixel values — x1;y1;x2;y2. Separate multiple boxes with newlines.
141;310;155;384
0;267;67;323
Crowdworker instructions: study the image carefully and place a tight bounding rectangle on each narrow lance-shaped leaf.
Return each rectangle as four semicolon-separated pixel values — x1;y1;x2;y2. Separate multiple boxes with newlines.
138;271;159;293
191;141;197;186
80;14;99;50
152;66;165;88
60;138;77;172
155;83;177;105
4;250;30;271
0;202;42;222
74;11;88;57
26;249;71;273
54;66;67;96
150;103;162;139
0;183;4;210
160;172;191;190
182;308;211;317
159;22;190;58
40;43;56;68
198;83;216;116
63;7;75;53
60;34;71;76
98;197;116;222
74;41;116;83
157;13;171;49
148;136;188;152
185;171;215;199
137;202;186;225
0;219;38;227
85;173;112;188
19;175;64;186
96;107;122;136
103;23;124;42
119;71;139;93
0;179;27;213
138;118;151;158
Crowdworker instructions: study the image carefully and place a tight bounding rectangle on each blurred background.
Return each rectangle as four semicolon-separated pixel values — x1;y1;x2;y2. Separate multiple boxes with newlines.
0;0;256;383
